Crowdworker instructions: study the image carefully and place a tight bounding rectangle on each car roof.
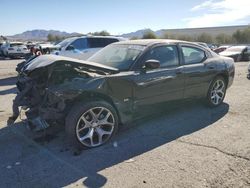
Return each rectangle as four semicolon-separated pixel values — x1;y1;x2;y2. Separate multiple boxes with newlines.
114;39;201;47
67;35;126;41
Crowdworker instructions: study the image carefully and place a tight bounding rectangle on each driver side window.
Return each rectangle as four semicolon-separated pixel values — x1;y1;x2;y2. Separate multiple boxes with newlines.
144;45;179;68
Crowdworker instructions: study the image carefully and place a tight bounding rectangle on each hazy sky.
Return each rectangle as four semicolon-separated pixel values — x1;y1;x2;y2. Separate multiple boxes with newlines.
1;0;250;35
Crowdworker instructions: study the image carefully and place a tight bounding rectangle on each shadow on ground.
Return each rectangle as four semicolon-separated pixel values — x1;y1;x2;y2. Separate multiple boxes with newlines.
0;101;229;188
0;57;24;61
0;77;17;95
0;76;17;86
0;87;17;95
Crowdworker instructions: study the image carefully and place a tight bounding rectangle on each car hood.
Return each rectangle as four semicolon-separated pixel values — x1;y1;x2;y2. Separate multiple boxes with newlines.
24;54;119;73
219;51;240;56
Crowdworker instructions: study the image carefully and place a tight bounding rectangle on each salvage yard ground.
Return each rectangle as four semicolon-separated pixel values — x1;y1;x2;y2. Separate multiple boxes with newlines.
0;59;249;188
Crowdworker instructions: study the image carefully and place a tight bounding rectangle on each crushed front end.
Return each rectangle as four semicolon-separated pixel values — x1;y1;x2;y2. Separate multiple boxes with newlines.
8;55;101;132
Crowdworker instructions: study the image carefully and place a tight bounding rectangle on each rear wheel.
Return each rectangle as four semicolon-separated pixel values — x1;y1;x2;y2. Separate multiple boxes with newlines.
207;76;227;107
65;100;119;149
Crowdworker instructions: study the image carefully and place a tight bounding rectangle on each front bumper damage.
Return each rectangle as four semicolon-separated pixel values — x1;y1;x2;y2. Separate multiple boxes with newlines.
8;75;67;132
27;92;66;131
9;54;117;131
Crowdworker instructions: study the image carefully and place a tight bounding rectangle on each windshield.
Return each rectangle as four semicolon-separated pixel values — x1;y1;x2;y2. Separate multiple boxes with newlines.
88;44;145;70
225;46;246;52
57;38;74;48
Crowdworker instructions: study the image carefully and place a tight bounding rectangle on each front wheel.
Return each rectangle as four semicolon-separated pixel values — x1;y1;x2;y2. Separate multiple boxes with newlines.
65;100;119;149
207;76;227;107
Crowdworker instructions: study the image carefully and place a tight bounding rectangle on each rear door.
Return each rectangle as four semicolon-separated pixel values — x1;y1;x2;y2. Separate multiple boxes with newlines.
180;45;217;98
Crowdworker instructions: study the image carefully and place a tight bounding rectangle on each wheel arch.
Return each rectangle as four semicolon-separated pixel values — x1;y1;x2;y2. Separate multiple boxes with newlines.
71;91;122;124
215;72;229;87
206;72;229;97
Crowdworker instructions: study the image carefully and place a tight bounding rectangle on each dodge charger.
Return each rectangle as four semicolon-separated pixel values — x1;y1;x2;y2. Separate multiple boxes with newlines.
9;39;235;148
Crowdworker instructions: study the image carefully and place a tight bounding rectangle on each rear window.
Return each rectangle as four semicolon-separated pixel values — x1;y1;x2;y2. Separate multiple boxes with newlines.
87;38;119;48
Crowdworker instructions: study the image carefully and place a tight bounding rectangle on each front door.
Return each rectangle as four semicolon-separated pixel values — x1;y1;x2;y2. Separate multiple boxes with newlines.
132;45;185;106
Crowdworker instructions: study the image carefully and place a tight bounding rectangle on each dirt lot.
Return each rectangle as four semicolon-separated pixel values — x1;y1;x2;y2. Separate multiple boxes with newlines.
0;59;249;188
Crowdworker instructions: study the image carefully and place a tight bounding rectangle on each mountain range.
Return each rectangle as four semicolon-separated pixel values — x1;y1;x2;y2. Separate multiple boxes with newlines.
7;30;81;41
5;25;250;41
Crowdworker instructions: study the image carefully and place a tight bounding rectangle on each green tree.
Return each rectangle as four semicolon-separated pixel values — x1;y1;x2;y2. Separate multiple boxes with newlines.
142;31;157;39
176;34;193;41
196;32;213;43
47;33;55;41
47;34;65;42
161;32;194;41
89;30;111;36
233;27;250;44
130;36;139;40
161;32;177;39
215;33;233;44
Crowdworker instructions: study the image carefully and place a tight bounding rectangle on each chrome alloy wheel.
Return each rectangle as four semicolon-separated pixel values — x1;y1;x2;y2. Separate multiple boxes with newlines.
76;107;115;147
210;79;225;105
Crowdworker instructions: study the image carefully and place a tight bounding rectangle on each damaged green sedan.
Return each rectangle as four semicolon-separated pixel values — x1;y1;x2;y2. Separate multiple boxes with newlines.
9;39;235;148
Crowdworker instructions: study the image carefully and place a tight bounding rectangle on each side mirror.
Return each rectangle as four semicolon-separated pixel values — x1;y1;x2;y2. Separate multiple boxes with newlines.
66;45;75;51
144;59;160;70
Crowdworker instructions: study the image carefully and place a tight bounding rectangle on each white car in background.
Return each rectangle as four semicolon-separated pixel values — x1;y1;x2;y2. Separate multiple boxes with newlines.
33;42;58;54
1;41;30;58
53;36;126;60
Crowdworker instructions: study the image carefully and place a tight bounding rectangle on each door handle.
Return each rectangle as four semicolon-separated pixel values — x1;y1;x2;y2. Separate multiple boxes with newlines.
207;66;215;69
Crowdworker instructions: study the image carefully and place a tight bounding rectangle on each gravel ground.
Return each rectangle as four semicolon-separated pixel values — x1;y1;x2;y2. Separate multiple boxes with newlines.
0;59;249;188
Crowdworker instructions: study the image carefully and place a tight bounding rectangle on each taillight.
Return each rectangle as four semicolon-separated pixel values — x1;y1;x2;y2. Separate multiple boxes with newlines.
8;48;14;50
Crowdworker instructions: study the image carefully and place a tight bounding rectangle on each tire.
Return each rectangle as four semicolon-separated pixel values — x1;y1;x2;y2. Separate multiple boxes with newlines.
206;76;227;107
235;54;242;62
4;52;8;58
65;100;119;149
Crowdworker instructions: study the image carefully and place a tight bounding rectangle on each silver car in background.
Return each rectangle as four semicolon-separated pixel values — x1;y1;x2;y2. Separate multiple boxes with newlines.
53;36;126;60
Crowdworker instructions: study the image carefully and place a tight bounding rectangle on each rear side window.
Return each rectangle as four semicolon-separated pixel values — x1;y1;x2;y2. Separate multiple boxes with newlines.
182;46;206;64
70;38;87;50
87;38;119;48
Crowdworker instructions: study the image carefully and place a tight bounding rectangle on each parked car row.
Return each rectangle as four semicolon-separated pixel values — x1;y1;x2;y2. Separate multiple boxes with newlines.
0;36;126;60
214;45;250;62
192;42;250;62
